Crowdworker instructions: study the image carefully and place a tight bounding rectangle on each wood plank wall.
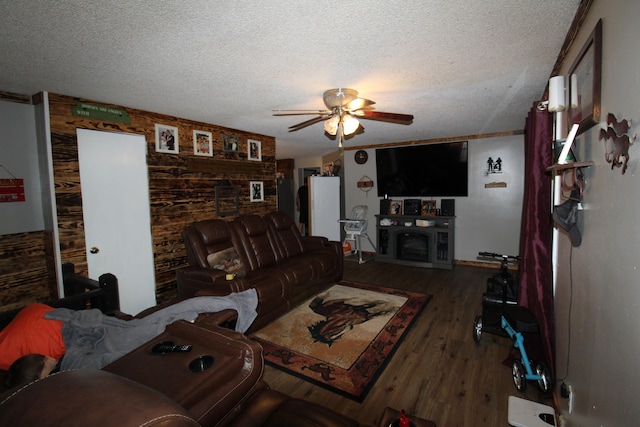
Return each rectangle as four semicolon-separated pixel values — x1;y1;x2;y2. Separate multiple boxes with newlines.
45;93;277;303
0;231;57;312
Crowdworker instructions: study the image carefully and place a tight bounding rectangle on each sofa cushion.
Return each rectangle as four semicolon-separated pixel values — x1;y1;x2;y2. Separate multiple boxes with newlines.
183;219;235;268
231;215;278;270
264;211;304;260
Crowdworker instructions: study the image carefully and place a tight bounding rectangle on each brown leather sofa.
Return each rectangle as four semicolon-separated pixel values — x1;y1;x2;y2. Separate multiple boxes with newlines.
177;211;343;332
0;369;199;427
0;311;436;427
0;320;372;427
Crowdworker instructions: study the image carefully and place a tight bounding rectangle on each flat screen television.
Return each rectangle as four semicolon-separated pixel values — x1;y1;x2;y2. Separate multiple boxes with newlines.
376;141;468;197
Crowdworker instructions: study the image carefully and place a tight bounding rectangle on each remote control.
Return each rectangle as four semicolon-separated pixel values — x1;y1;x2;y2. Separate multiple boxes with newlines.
152;341;193;354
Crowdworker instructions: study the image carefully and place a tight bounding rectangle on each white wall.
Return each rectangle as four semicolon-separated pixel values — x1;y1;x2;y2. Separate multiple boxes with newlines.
0;100;43;234
553;1;640;425
342;135;525;261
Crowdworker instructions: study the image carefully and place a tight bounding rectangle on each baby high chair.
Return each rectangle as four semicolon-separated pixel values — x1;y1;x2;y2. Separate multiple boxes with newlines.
339;205;376;264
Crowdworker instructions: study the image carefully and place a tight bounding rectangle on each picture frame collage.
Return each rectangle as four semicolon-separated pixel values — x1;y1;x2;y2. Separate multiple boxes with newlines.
154;124;264;202
388;199;438;216
154;125;263;161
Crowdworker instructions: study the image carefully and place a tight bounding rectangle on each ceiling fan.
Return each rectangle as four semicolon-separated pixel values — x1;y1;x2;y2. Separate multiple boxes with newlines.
273;88;414;148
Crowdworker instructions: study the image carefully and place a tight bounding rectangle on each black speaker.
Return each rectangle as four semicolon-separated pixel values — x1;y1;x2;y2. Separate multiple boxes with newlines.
441;199;455;216
403;199;421;216
380;199;391;215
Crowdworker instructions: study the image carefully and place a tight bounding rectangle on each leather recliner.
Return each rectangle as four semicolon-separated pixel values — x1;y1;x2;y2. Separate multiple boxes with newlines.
0;321;370;427
0;369;369;427
0;369;199;427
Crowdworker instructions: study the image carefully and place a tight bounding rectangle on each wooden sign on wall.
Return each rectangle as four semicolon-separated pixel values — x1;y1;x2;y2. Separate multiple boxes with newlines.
0;178;25;202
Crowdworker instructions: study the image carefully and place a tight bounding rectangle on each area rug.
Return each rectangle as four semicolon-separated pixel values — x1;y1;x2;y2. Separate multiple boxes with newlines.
251;280;431;401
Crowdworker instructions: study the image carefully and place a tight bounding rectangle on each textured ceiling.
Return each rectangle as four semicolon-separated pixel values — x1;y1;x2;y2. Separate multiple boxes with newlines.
0;1;580;159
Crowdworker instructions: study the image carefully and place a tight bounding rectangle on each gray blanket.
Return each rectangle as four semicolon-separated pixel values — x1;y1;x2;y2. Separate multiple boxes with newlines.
44;289;258;371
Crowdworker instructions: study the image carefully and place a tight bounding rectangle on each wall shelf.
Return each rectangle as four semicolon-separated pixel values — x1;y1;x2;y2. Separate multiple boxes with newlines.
546;161;594;173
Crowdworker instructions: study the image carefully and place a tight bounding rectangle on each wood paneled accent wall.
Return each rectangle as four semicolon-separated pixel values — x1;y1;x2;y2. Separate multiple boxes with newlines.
0;231;57;312
44;93;276;303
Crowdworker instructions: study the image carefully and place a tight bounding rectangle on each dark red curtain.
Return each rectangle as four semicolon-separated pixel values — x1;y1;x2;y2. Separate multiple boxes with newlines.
518;101;555;381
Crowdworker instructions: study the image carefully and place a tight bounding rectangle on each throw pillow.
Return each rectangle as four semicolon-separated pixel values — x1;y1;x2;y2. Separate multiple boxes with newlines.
206;247;244;274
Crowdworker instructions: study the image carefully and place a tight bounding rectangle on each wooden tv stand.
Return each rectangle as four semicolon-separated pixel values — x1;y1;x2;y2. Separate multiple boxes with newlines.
376;215;455;269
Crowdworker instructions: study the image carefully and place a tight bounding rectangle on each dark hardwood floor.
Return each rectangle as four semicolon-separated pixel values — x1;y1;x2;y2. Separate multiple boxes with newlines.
260;259;554;426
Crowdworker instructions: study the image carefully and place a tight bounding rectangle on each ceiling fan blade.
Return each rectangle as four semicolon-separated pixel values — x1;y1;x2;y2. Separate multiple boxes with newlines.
346;98;375;111
288;115;331;132
272;109;330;116
356;110;414;124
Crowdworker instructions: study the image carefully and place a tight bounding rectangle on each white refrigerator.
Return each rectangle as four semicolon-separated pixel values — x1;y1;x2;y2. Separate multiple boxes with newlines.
308;175;341;241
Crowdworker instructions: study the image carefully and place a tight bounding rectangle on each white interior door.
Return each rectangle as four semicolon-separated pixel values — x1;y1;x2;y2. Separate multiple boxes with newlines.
77;129;156;315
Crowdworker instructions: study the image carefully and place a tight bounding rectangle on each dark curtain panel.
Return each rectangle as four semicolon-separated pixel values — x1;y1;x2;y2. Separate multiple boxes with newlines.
517;101;555;381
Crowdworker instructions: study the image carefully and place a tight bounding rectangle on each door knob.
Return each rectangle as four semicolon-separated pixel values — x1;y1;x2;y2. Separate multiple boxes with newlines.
90;247;100;254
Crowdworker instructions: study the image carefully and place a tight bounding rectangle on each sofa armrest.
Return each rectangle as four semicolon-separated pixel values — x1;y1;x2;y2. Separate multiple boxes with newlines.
103;321;265;427
193;308;239;330
176;266;230;298
0;370;198;427
177;266;226;283
303;238;343;260
300;235;330;251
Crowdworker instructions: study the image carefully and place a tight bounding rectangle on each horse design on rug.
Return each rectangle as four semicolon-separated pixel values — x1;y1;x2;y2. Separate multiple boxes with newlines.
307;291;396;347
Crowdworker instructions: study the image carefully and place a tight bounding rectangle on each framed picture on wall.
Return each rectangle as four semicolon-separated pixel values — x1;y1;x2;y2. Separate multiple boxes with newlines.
389;200;403;215
222;134;239;152
193;130;213;156
248;139;261;161
421;200;437;216
155;124;179;154
568;19;602;135
250;181;264;202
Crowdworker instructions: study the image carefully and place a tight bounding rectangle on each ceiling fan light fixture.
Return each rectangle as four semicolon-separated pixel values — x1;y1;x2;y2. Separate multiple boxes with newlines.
342;114;360;135
323;114;360;136
323;115;340;135
276;87;413;149
323;88;358;108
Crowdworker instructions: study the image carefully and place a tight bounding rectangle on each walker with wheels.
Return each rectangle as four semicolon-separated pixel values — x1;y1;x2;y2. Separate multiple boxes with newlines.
473;252;551;394
473;252;519;338
481;251;520;301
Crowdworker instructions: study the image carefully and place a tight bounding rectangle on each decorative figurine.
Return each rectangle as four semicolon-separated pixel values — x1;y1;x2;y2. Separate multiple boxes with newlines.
599;112;636;175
